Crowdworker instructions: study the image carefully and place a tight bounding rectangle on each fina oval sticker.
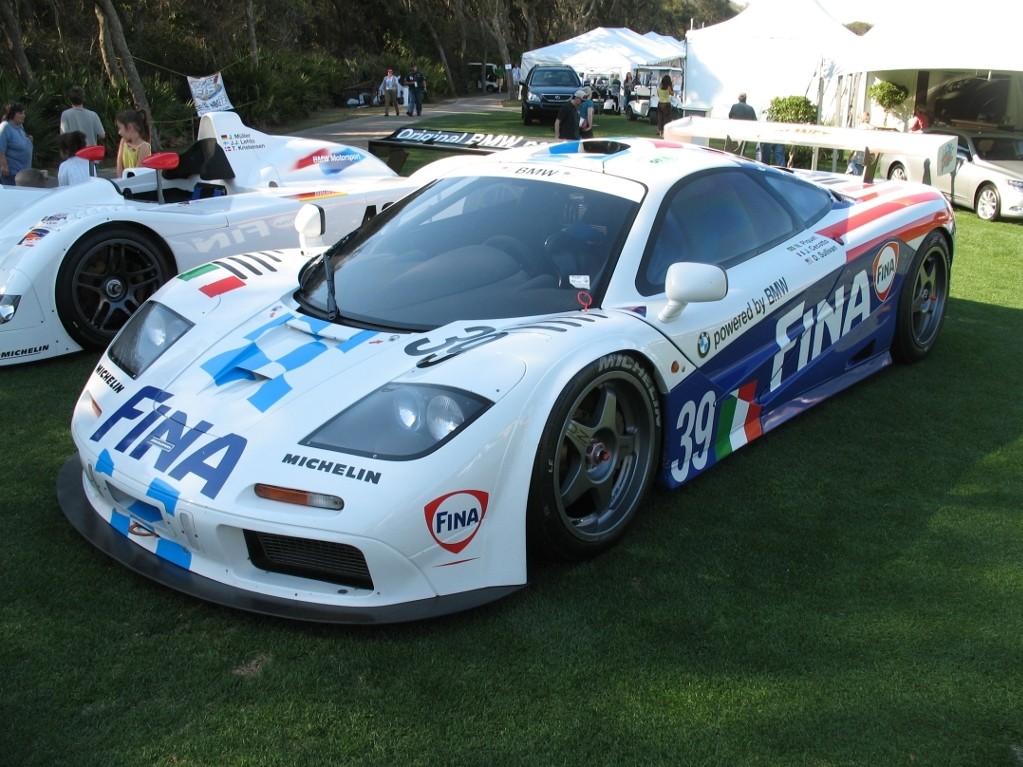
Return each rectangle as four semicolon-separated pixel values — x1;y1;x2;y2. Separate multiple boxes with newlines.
424;490;489;554
872;242;899;302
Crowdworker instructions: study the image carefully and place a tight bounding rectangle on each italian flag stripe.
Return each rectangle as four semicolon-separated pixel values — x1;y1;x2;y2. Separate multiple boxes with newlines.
199;275;246;297
178;262;220;281
714;381;762;461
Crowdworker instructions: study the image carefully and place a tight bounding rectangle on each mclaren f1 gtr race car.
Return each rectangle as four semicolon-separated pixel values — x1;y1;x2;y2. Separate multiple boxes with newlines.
0;111;435;366
59;131;955;624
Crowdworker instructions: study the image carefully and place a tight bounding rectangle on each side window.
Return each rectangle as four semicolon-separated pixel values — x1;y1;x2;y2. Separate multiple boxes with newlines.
639;170;797;295
761;171;833;227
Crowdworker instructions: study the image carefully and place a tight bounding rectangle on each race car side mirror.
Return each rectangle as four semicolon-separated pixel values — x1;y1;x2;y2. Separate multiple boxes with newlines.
295;203;327;252
658;262;728;323
142;152;180;203
76;145;106;177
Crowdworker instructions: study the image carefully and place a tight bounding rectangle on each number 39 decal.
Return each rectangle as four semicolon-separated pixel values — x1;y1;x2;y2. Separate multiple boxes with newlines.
668;380;762;485
670;390;716;483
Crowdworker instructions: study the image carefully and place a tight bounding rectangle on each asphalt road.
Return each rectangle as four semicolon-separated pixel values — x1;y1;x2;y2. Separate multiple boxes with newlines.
292;91;513;149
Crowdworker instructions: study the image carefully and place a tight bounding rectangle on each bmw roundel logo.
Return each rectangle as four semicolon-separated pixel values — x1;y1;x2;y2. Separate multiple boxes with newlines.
697;332;710;358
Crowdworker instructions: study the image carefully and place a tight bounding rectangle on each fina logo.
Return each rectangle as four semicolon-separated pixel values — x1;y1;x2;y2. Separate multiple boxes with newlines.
424;490;489;554
872;241;899;302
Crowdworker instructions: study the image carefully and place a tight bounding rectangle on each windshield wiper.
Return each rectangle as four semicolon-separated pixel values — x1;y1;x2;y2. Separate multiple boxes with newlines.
323;247;337;321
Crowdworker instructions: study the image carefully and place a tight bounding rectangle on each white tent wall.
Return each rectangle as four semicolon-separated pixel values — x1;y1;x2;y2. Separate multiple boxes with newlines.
845;1;1023;131
681;0;859;123
521;27;684;82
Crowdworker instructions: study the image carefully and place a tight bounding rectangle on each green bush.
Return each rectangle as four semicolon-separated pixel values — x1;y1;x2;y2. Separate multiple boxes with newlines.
867;80;910;127
867;80;909;112
764;95;818;168
764;95;817;124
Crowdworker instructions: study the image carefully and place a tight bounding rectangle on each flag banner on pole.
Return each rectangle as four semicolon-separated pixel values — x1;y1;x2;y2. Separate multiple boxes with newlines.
188;73;234;115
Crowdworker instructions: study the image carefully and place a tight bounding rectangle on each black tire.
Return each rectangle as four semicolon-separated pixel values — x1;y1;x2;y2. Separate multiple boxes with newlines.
521;104;533;125
527;353;661;561
887;162;908;182
626;108;637;122
55;226;173;349
975;183;1000;222
891;232;950;363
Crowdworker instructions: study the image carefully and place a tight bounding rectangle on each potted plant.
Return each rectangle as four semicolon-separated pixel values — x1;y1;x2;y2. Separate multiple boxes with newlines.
867;80;909;128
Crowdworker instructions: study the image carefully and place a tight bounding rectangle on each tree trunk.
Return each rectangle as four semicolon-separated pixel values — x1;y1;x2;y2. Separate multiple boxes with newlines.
424;19;456;96
245;0;259;67
95;5;125;85
0;0;34;82
478;0;513;97
94;0;161;150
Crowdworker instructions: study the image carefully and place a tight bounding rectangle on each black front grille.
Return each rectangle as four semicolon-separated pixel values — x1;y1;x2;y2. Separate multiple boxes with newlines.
244;530;373;590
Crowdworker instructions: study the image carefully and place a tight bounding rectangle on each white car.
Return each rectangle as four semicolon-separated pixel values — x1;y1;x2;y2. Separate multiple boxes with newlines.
879;128;1023;222
60;135;955;623
0;111;436;366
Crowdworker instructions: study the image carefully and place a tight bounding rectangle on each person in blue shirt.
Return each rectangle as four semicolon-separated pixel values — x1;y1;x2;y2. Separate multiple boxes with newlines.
0;102;33;185
404;64;427;117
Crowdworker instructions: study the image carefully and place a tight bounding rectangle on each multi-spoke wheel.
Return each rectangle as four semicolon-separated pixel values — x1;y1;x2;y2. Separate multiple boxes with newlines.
892;232;950;363
887;162;908;182
975;183;1001;222
528;354;660;560
56;227;172;349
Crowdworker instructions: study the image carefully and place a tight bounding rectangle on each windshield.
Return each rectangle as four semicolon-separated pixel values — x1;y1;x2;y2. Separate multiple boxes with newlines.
297;173;641;330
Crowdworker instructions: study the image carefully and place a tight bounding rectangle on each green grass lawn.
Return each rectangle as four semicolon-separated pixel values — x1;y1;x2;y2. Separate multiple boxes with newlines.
2;123;1023;765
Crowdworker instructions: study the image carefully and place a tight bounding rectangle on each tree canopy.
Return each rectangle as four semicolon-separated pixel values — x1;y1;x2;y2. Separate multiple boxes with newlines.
1;0;735;162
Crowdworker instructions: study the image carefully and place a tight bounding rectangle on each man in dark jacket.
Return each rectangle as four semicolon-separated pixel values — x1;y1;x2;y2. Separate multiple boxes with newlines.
728;92;757;120
726;92;757;154
555;90;585;140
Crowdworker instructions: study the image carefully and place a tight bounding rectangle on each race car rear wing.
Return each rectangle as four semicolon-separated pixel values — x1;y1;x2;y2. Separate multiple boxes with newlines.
665;117;958;184
368;128;554;172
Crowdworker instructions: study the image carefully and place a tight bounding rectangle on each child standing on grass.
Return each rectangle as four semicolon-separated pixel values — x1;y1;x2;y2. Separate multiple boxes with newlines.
115;109;152;176
58;130;90;186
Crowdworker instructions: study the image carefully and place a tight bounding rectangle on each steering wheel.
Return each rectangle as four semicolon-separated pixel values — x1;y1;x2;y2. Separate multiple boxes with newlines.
484;235;561;284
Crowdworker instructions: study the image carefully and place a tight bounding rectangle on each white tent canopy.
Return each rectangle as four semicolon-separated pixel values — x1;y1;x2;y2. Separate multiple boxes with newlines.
643;31;687;67
521;27;684;80
845;0;1023;130
682;0;859;121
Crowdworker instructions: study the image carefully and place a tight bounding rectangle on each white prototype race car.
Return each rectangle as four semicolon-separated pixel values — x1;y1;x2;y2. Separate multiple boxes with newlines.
60;131;955;624
0;111;438;366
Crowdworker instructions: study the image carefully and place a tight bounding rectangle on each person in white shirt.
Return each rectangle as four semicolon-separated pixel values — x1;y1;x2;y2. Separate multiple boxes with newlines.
58;130;91;186
379;68;401;116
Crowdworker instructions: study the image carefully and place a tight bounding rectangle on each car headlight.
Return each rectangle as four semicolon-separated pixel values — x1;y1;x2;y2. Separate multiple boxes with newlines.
0;294;20;325
527;93;541;104
1006;179;1023;192
107;301;193;378
303;383;492;460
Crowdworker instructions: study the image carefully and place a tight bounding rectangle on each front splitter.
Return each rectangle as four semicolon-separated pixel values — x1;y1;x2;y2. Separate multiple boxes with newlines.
57;453;521;624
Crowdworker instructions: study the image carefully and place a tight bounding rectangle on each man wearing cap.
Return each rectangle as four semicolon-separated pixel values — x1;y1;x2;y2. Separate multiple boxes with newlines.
556;89;585;140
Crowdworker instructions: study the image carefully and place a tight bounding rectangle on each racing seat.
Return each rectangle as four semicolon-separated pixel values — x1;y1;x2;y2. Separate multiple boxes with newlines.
161;137;235;193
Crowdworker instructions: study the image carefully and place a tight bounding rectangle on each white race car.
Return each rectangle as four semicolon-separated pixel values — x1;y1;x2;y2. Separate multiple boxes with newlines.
60;134;955;624
0;111;435;366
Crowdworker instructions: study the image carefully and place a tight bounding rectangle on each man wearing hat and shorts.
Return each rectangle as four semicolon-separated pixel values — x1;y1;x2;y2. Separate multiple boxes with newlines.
555;89;585;140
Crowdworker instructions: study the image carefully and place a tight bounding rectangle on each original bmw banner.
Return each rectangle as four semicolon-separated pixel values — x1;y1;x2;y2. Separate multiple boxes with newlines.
188;72;234;116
